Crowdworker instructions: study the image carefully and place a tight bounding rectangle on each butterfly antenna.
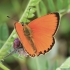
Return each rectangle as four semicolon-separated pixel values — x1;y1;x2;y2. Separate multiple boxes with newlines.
7;16;17;22
4;50;15;58
3;48;18;60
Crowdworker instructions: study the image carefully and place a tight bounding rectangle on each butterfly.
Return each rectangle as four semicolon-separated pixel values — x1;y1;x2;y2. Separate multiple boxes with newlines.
15;13;60;57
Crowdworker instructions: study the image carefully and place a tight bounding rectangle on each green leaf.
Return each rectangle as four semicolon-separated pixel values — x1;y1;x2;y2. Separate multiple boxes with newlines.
1;24;9;40
39;1;47;16
11;0;20;13
30;8;36;13
4;55;15;63
24;12;35;18
56;0;63;11
64;0;69;10
22;18;30;23
53;61;58;70
47;0;56;12
0;24;9;48
56;57;70;70
60;17;70;34
0;62;10;70
30;0;41;6
28;14;35;18
28;55;48;70
0;25;2;48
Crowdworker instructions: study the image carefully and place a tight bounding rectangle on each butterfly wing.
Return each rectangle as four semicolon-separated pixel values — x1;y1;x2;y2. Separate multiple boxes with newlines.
28;13;60;56
15;22;35;56
15;13;60;57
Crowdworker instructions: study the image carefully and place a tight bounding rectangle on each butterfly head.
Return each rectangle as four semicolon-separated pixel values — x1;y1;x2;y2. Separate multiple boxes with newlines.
15;22;27;27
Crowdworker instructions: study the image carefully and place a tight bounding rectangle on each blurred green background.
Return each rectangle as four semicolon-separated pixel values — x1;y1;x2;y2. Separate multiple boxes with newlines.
0;0;70;70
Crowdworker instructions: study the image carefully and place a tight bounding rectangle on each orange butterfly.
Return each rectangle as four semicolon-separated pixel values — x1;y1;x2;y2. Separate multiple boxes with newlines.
15;13;60;57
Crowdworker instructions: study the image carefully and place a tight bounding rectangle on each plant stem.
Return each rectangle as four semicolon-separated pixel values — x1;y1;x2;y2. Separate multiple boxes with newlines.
36;4;41;17
0;62;10;70
35;56;40;70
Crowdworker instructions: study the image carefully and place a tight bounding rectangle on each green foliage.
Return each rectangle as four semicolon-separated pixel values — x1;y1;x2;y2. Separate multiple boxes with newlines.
56;0;63;11
28;56;48;70
0;62;10;70
56;57;70;70
60;16;70;34
21;0;41;23
0;0;70;70
47;0;56;12
0;24;9;48
11;0;20;13
39;1;47;16
64;0;69;10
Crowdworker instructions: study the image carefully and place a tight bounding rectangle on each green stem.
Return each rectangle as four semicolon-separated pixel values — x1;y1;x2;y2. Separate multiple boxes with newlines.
0;62;10;70
35;57;40;70
36;4;41;17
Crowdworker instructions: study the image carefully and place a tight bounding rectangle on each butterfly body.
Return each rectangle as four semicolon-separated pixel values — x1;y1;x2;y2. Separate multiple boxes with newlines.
23;24;37;53
15;13;60;57
23;24;32;36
